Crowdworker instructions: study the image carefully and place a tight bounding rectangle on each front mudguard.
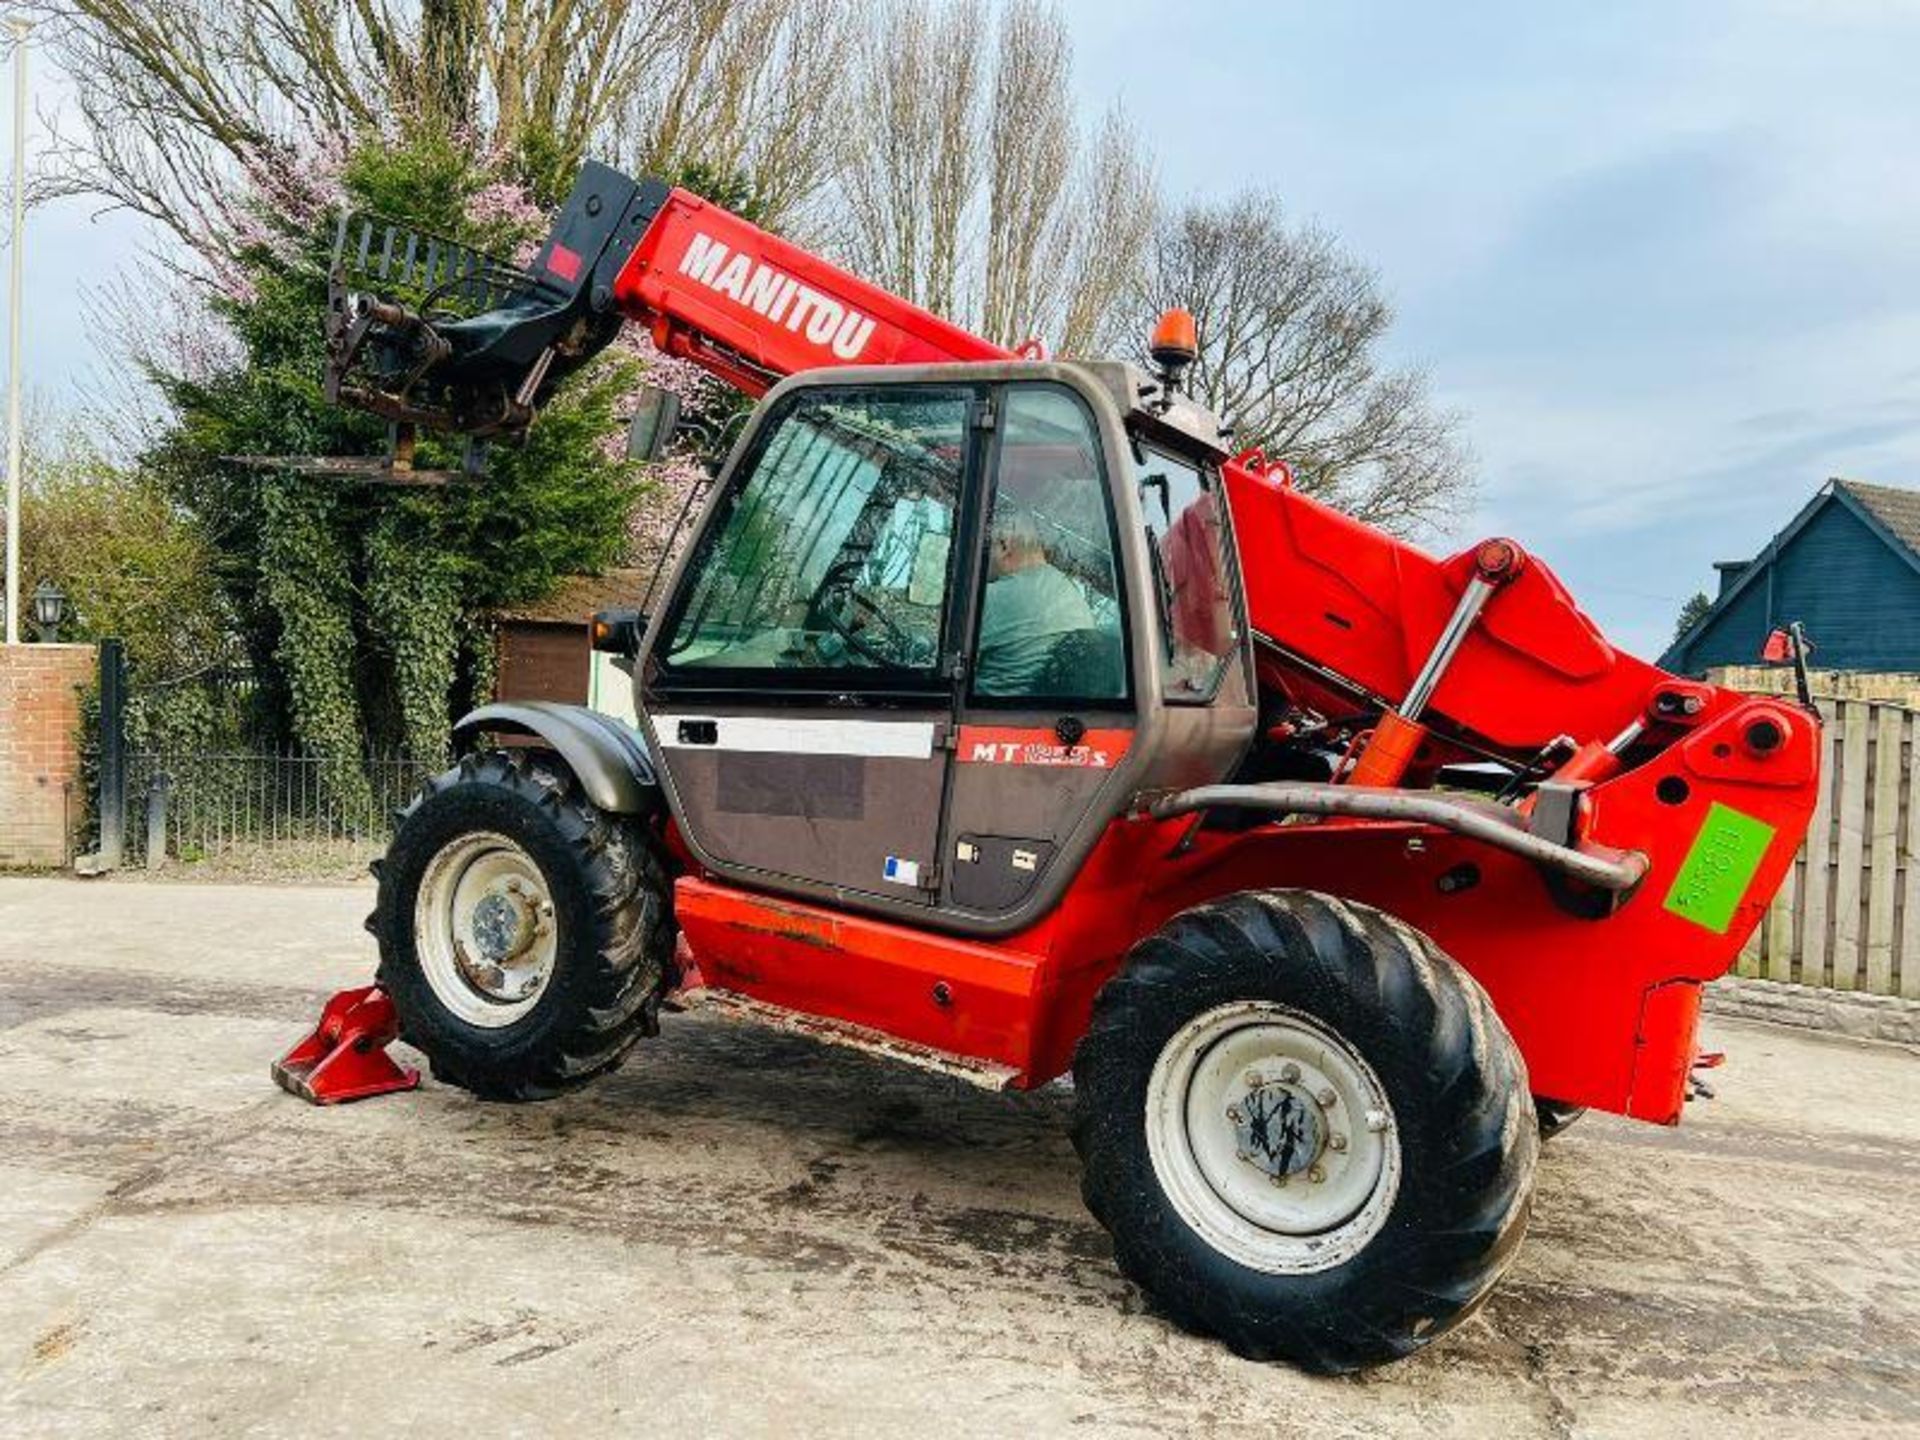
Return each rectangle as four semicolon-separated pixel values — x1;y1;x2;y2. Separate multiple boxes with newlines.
453;702;661;815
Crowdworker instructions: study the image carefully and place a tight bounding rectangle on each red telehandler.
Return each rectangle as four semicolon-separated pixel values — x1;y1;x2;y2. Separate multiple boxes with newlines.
282;161;1823;1371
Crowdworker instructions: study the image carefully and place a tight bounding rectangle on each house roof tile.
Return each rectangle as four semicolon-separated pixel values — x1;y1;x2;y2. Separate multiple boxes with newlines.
1836;478;1920;558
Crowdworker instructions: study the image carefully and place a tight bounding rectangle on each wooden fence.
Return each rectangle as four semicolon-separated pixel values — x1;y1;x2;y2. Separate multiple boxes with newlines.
1734;696;1920;997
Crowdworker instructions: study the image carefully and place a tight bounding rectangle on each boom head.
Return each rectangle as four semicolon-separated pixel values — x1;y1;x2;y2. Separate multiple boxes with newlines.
323;164;669;452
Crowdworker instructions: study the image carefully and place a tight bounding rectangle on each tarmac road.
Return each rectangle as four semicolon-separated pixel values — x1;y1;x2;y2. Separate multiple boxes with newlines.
0;875;1916;1438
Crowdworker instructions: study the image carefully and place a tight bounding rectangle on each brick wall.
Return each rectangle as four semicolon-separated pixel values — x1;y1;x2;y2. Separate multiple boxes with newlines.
0;644;97;867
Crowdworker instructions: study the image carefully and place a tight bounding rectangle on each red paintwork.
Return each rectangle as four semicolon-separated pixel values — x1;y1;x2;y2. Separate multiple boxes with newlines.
1344;710;1428;788
1225;455;1700;758
281;175;1824;1132
603;186;1826;1126
674;879;1049;1068
611;188;1008;395
270;985;419;1105
675;689;1815;1122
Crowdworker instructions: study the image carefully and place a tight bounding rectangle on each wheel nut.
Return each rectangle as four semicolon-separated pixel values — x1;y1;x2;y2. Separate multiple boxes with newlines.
1244;1070;1264;1088
1329;1133;1348;1152
1365;1108;1390;1133
1227;1106;1243;1123
1308;1165;1325;1183
1317;1087;1336;1107
1280;1062;1301;1083
1269;1173;1288;1188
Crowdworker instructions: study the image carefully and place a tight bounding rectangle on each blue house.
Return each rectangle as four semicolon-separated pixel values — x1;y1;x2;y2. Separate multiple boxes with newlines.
1664;478;1920;675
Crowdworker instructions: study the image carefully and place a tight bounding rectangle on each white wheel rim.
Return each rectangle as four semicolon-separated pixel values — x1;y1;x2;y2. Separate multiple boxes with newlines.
1145;1001;1401;1274
414;831;559;1028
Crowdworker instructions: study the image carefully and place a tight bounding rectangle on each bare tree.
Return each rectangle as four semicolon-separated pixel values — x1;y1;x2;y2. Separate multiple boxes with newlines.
1135;190;1472;534
834;0;1154;352
611;0;862;230
837;0;984;317
1053;106;1155;357
24;0;859;250
30;0;1468;541
978;0;1073;345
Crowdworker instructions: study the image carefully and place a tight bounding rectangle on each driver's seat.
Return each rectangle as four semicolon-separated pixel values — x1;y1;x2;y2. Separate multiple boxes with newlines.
1033;627;1125;700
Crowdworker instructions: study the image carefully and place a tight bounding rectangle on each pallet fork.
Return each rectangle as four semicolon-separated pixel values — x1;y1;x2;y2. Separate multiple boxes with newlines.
271;985;419;1104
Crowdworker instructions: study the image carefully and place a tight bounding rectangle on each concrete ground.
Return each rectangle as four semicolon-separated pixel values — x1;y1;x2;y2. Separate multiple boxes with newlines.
0;877;1916;1439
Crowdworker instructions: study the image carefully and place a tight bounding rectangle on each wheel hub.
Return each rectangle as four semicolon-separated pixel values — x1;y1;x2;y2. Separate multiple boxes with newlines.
471;887;537;965
1145;1001;1402;1274
1230;1079;1327;1180
415;832;559;1025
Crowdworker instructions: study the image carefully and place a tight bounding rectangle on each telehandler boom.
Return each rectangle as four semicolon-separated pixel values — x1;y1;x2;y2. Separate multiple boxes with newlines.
287;160;1823;1372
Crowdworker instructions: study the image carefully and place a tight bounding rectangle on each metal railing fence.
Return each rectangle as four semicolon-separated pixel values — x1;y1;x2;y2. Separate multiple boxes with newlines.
123;749;438;868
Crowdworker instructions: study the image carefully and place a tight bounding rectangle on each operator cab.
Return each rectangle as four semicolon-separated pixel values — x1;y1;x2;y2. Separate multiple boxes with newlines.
634;359;1257;934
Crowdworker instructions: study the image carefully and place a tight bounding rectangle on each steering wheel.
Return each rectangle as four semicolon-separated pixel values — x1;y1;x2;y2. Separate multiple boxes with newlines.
811;559;916;666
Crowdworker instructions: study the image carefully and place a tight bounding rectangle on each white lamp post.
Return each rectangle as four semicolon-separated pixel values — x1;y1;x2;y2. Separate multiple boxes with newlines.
2;18;27;646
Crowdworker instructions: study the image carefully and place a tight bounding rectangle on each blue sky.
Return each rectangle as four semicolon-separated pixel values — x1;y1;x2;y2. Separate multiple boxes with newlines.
1060;0;1920;655
8;3;1920;658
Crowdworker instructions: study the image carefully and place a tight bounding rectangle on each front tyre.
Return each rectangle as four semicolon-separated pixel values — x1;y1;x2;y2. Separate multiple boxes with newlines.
374;750;672;1100
1535;1097;1587;1140
1072;890;1537;1373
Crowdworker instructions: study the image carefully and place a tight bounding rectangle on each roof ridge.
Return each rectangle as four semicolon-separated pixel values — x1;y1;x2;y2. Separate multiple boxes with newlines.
1831;476;1918;501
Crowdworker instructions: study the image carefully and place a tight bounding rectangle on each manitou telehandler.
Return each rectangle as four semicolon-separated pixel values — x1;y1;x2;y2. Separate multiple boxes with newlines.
278;162;1822;1372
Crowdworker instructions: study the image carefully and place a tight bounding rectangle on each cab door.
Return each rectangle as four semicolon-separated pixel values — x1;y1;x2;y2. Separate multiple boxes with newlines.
638;382;978;906
942;382;1137;917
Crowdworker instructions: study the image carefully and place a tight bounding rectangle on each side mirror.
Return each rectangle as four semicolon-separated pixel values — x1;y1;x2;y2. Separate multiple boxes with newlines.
591;607;644;657
625;387;683;463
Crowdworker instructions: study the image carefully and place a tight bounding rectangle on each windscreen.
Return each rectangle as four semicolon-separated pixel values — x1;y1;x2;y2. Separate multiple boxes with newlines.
660;387;971;676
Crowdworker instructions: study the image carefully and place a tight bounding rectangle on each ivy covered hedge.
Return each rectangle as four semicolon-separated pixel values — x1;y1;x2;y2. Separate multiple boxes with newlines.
143;129;644;778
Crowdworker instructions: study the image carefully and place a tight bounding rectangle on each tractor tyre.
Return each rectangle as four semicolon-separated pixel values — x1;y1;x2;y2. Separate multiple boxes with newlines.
1535;1098;1587;1140
1071;889;1537;1373
372;749;672;1101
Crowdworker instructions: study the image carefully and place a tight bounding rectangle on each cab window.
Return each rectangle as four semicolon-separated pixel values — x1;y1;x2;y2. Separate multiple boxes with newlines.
1134;442;1236;701
659;387;969;678
972;387;1126;702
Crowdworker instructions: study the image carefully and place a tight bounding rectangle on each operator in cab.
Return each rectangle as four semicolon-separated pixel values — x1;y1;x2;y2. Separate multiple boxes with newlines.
975;504;1095;695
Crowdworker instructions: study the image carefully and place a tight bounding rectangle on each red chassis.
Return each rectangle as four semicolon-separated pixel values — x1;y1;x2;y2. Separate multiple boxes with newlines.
673;623;1817;1125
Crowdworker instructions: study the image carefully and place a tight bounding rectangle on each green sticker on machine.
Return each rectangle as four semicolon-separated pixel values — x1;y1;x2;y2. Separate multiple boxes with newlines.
1663;802;1776;934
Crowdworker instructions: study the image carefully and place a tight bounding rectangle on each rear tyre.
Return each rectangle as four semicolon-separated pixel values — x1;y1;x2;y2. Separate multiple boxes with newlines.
373;749;672;1100
1071;889;1537;1373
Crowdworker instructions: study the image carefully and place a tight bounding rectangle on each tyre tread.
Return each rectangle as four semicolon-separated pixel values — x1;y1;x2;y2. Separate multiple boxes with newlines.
374;750;672;1102
1070;887;1537;1373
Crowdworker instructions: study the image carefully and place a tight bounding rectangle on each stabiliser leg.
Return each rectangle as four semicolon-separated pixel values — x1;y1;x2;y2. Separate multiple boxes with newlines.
272;985;421;1105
